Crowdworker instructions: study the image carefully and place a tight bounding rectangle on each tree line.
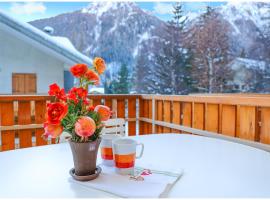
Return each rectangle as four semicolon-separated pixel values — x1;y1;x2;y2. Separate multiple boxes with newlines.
105;3;270;94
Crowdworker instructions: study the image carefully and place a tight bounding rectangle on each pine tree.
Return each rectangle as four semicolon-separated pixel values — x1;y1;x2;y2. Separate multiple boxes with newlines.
205;6;214;17
158;2;194;94
111;64;130;94
240;48;247;58
171;2;187;30
134;2;195;94
134;53;154;93
152;38;194;94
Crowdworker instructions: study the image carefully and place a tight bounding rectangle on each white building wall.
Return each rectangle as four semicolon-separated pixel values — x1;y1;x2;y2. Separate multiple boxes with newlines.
0;28;64;94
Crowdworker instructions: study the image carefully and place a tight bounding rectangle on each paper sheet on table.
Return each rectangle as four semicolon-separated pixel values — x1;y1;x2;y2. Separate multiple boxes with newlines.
70;165;183;198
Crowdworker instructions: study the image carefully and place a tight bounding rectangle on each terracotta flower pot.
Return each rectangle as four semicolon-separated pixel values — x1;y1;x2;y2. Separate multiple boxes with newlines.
69;138;101;176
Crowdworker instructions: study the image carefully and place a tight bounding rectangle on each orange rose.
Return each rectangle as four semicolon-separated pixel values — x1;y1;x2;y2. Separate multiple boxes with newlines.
43;122;63;138
93;57;106;75
94;105;112;121
75;116;96;138
46;102;68;124
85;69;100;85
70;64;88;78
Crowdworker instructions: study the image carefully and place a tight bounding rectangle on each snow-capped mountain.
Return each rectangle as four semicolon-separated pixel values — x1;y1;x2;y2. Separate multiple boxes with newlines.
30;2;167;75
220;2;270;37
30;2;270;77
219;2;270;60
184;1;270;61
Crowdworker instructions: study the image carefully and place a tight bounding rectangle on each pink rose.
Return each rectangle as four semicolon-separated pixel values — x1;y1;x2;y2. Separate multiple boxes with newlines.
75;116;96;138
43;122;63;139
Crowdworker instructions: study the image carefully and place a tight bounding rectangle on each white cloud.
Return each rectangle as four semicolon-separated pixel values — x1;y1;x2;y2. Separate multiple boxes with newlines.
153;2;173;15
183;2;208;13
10;2;46;15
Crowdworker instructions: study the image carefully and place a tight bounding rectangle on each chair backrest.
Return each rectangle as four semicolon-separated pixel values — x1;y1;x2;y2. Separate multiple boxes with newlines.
59;131;71;143
101;118;126;136
59;118;126;143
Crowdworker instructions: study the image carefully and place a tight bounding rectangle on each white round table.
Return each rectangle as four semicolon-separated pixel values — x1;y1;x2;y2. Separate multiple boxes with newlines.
0;134;270;198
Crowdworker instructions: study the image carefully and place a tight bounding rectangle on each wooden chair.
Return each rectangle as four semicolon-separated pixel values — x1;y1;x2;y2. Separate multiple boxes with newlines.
101;118;126;136
59;131;71;143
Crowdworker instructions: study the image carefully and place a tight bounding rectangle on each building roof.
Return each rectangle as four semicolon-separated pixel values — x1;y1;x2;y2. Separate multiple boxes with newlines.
230;57;266;71
51;36;78;52
0;10;92;66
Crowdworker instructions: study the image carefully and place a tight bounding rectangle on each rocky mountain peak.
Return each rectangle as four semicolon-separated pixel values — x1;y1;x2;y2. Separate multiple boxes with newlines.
81;2;138;17
220;2;270;35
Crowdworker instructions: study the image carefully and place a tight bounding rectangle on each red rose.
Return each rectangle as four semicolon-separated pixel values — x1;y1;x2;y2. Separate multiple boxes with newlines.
88;106;95;112
69;87;77;94
48;83;60;95
70;64;88;78
76;87;87;99
46;102;68;124
48;83;66;101
67;87;79;103
83;98;90;105
85;70;100;85
67;87;88;104
67;92;78;104
58;89;66;101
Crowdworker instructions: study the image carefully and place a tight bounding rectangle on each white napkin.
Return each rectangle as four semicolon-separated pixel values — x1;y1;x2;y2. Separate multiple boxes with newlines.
70;165;183;198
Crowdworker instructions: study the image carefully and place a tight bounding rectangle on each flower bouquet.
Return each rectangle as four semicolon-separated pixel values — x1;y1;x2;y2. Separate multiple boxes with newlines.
43;57;111;180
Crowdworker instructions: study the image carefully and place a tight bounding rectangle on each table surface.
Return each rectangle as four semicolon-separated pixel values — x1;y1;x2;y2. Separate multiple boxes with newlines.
1;134;270;198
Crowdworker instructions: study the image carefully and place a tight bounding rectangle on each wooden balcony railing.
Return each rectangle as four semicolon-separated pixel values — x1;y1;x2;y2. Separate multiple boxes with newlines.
1;94;270;152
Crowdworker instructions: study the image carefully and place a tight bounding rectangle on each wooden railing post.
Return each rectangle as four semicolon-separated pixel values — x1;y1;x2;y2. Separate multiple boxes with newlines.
18;101;32;148
163;100;171;133
152;96;156;133
172;101;181;133
147;98;152;134
0;102;15;151
116;99;125;119
104;98;112;109
112;99;117;118
260;107;270;144
128;98;136;136
255;106;261;142
139;97;144;135
156;99;164;133
35;100;47;146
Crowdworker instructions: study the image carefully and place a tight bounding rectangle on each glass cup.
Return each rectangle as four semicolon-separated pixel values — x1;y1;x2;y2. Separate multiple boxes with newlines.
112;138;144;175
100;134;122;166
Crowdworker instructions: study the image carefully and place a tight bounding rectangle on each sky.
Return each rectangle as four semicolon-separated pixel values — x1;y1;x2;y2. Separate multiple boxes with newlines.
0;2;226;22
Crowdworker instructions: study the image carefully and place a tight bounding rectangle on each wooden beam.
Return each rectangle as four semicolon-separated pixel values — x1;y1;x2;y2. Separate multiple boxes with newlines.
139;117;270;152
128;99;136;136
0;124;43;131
141;95;270;107
152;97;156;133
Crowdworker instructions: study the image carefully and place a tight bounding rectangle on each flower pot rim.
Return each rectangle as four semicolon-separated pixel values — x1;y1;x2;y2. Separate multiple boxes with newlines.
68;137;101;144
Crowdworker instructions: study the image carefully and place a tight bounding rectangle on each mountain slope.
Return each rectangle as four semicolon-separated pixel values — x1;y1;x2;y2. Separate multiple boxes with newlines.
219;2;270;60
30;2;167;75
